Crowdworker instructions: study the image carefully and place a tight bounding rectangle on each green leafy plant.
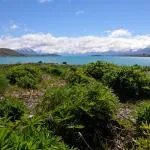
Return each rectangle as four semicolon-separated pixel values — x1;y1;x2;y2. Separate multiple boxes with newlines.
0;75;9;95
103;67;150;100
133;123;150;150
0;117;72;150
85;61;118;80
65;71;91;85
39;82;119;149
85;61;150;101
7;65;41;89
136;103;150;126
0;97;26;122
41;66;63;76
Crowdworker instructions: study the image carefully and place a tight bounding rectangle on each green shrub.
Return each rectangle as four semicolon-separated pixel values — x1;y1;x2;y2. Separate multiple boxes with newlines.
50;68;62;76
64;66;93;85
85;61;118;80
136;103;150;126
7;65;41;89
0;117;72;150
39;82;119;149
133;123;150;150
41;65;63;76
65;71;91;85
0;97;26;121
85;61;150;101
102;67;150;100
0;75;9;95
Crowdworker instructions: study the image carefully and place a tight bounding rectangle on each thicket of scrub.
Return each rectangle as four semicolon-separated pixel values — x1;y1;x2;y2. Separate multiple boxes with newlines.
37;82;119;149
7;65;41;89
85;61;150;101
0;62;150;149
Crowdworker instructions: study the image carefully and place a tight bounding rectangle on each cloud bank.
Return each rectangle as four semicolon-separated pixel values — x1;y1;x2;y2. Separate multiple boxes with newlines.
0;29;150;54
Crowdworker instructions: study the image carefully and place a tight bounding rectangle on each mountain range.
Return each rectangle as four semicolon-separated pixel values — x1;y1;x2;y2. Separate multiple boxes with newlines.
0;48;24;56
0;47;150;56
0;48;60;56
90;48;150;56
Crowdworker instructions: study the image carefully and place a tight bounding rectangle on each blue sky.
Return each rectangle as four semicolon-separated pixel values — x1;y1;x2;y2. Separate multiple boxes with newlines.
0;0;150;54
0;0;150;36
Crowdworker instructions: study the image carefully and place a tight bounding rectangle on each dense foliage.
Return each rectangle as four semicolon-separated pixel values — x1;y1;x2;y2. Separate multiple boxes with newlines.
0;97;26;121
133;103;150;149
65;69;91;85
136;103;150;125
41;65;63;76
133;123;150;150
38;82;119;149
0;118;72;150
7;65;41;89
0;75;9;95
85;61;150;101
0;62;150;149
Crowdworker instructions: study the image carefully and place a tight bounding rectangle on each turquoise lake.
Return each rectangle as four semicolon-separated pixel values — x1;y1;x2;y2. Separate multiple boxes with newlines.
0;56;150;66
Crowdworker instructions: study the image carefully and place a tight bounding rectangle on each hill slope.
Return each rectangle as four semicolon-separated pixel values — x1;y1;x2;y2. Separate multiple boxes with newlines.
0;48;24;56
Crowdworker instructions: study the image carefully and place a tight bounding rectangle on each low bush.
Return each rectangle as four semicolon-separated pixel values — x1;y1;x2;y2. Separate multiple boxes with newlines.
102;67;150;100
85;61;118;80
41;65;63;76
7;65;41;89
0;97;26;121
64;66;93;85
133;123;150;150
39;82;119;149
136;103;150;126
0;117;72;150
0;75;9;95
65;71;91;85
85;61;150;101
50;68;62;76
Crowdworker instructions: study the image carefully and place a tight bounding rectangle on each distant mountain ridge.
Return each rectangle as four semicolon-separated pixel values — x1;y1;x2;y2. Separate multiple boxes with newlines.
0;48;24;56
91;47;150;56
1;47;150;56
0;48;60;56
17;48;39;55
17;48;60;56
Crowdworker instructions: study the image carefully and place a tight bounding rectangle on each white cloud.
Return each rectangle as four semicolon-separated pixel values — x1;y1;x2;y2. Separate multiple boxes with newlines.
0;29;150;54
75;10;85;16
38;0;53;3
108;29;132;38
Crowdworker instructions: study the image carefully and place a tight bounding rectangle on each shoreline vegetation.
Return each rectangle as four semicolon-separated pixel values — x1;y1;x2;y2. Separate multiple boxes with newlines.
0;61;150;149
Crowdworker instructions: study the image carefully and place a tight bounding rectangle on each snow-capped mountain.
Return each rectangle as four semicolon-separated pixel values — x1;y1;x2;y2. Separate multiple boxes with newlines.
17;48;60;56
17;48;39;55
90;47;150;56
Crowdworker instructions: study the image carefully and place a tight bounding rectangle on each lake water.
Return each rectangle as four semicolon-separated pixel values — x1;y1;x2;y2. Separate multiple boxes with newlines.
0;56;150;66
